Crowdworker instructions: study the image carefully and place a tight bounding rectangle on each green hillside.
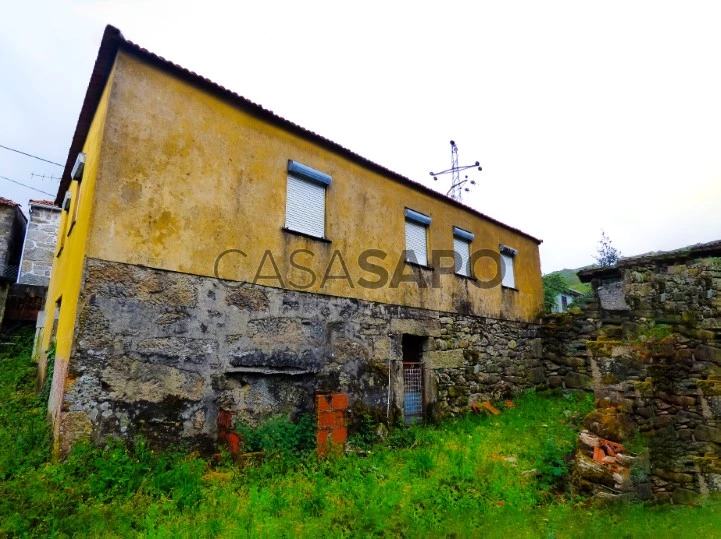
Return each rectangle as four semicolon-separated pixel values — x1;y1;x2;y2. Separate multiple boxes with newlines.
547;268;592;293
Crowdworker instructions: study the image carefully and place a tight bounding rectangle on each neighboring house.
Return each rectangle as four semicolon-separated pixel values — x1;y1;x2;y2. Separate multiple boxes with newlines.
553;288;583;313
18;199;62;286
40;26;544;453
0;196;27;326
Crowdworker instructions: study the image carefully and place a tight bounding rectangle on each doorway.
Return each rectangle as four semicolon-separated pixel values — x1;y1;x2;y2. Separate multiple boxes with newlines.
402;334;426;424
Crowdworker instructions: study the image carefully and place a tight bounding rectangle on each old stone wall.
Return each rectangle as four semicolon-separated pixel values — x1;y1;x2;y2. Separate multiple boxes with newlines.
18;203;60;286
0;204;26;281
543;255;721;502
55;258;542;453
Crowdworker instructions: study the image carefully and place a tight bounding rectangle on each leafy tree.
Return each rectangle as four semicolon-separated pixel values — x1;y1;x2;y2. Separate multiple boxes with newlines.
543;273;568;313
594;230;621;266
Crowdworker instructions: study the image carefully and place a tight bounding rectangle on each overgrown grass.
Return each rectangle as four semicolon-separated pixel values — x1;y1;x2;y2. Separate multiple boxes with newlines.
1;327;721;537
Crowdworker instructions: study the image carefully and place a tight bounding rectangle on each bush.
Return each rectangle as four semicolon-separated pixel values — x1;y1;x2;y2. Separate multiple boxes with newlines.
236;414;316;457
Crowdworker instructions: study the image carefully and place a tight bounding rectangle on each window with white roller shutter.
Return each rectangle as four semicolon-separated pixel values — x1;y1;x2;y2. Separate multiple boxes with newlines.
500;245;517;288
452;226;474;277
404;209;431;266
284;160;332;239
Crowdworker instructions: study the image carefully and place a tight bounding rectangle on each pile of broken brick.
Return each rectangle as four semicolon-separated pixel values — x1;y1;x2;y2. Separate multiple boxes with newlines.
573;430;649;500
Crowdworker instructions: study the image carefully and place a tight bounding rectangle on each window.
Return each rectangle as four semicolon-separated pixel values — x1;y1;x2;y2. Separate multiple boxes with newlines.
68;180;81;235
404;209;431;266
452;226;474;277
500;245;517;289
284;160;332;239
56;190;71;256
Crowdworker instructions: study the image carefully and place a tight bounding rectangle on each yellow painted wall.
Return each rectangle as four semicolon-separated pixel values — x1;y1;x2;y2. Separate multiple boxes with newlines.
41;63;116;430
83;51;542;322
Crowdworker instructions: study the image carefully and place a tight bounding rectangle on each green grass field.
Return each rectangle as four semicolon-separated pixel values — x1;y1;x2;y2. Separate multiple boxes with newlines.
1;326;720;537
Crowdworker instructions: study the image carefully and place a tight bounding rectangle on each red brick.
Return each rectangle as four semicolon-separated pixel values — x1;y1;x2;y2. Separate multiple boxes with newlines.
316;394;332;412
227;432;240;456
482;402;501;415
318;411;336;428
317;429;331;456
217;409;233;430
333;410;346;427
331;427;347;444
331;393;349;410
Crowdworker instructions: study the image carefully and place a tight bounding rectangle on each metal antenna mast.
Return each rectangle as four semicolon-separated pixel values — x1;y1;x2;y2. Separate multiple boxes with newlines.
429;140;482;202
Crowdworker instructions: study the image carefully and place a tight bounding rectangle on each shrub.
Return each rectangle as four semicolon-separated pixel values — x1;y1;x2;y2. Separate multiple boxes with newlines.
236;414;316;457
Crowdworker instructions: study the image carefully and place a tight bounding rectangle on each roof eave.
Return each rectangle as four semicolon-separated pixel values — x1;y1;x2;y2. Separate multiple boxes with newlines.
57;25;543;246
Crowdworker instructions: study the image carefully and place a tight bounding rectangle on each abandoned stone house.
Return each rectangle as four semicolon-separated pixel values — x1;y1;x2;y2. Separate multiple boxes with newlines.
0;198;61;327
41;25;545;453
0;196;27;325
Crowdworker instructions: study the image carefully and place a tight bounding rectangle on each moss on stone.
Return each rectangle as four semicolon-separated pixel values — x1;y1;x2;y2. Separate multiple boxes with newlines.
693;454;721;473
634;378;654;397
586;340;623;356
696;379;721;396
600;374;623;385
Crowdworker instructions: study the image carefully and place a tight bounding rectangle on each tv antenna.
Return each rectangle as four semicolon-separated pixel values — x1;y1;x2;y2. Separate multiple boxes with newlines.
429;140;482;202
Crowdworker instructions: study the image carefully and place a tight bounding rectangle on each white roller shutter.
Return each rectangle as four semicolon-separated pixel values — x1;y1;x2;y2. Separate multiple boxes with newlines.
453;236;471;277
405;220;428;266
285;175;326;238
501;253;515;288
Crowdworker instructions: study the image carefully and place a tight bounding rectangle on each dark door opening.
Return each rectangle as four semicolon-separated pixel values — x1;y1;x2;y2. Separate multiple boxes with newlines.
402;334;426;424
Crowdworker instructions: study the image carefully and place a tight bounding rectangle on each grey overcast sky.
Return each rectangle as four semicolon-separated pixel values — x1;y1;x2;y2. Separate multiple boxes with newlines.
1;0;719;273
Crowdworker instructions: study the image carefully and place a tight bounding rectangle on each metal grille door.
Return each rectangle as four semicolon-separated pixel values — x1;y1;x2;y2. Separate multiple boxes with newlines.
403;362;423;424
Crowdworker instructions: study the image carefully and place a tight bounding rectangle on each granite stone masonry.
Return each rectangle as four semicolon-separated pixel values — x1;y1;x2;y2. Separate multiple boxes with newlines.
18;200;61;286
543;241;721;503
55;258;543;453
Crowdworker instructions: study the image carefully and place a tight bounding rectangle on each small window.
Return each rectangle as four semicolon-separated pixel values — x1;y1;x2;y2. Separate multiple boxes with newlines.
500;245;517;289
453;227;474;277
284;160;332;239
56;190;71;256
69;180;81;235
405;209;431;267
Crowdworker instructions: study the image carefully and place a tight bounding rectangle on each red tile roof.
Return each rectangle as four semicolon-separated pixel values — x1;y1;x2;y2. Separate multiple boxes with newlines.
57;25;542;244
0;196;21;208
29;199;60;208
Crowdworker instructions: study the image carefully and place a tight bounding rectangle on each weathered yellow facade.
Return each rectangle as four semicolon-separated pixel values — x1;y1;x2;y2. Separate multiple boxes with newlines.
41;27;545;451
76;51;541;322
42;64;116;444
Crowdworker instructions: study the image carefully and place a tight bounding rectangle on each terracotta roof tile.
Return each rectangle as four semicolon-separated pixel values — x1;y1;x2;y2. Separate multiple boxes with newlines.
29;199;60;208
0;196;21;208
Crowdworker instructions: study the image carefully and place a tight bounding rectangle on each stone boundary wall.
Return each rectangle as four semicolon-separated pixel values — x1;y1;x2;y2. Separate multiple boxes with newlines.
52;258;543;453
543;255;721;502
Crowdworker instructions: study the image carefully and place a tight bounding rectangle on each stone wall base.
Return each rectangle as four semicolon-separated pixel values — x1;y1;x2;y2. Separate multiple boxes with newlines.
53;258;542;454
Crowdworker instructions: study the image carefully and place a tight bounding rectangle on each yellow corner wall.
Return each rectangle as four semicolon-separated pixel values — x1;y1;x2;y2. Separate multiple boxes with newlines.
41;63;116;426
83;51;542;322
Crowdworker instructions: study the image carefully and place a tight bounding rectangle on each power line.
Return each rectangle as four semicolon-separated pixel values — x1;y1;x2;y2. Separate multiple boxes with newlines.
0;175;56;197
0;143;64;168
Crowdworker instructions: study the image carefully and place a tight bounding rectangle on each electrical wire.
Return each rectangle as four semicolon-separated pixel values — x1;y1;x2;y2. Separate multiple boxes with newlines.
0;143;64;167
0;175;56;197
